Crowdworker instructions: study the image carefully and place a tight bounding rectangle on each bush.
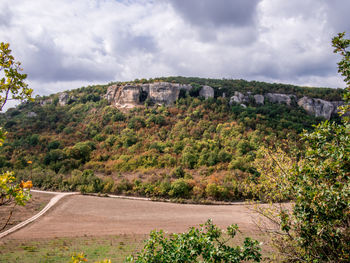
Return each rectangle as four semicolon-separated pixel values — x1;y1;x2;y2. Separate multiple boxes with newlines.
126;219;261;263
169;179;192;198
67;169;104;193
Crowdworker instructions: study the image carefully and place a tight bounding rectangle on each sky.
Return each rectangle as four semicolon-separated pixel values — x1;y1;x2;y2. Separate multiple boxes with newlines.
1;0;350;101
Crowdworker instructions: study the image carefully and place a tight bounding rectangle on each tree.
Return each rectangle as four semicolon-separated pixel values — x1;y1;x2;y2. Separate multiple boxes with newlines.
0;42;33;231
332;32;350;115
126;219;261;263
263;33;350;262
0;42;33;111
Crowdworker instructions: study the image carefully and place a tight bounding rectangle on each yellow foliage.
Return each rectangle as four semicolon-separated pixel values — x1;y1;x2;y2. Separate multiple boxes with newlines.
245;146;296;202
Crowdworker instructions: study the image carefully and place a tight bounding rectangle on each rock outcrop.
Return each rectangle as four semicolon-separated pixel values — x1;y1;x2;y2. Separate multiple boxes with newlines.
297;96;343;119
40;98;52;106
254;95;264;105
58;93;69;106
106;82;213;108
27;112;37;117
265;93;296;106
229;92;343;120
199;85;214;99
229;91;248;105
106;82;343;120
148;82;191;105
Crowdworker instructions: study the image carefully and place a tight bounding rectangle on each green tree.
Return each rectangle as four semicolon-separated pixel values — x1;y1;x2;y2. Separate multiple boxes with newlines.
0;42;33;230
126;219;261;263
0;42;33;111
269;33;350;262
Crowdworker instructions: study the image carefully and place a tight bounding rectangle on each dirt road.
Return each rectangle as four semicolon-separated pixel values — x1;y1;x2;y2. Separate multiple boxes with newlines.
0;190;77;239
4;194;262;240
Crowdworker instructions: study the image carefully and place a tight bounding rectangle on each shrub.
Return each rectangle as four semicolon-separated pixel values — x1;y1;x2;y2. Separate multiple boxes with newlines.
126;219;261;263
169;178;192;198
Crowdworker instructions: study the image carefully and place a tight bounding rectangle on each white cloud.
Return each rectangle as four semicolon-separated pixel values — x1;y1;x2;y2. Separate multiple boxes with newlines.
0;0;348;104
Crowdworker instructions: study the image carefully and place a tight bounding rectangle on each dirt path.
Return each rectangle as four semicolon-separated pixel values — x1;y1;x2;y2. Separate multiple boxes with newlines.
0;191;52;233
0;190;77;239
4;194;264;240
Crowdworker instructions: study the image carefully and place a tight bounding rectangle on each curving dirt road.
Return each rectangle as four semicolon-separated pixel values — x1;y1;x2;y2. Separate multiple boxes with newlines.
3;193;265;240
0;190;78;239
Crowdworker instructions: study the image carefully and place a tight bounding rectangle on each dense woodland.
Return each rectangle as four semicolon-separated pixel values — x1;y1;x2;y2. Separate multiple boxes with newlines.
0;77;343;202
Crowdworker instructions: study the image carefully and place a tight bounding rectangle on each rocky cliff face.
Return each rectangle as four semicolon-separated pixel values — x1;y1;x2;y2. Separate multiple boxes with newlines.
297;97;342;120
265;93;296;106
58;92;69;106
106;82;343;120
229;92;343;120
106;82;214;108
199;85;215;99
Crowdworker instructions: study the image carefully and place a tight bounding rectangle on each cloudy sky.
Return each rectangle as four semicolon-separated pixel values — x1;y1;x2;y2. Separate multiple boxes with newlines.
1;0;350;100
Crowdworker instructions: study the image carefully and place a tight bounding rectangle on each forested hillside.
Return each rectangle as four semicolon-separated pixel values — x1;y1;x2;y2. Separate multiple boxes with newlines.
0;77;343;202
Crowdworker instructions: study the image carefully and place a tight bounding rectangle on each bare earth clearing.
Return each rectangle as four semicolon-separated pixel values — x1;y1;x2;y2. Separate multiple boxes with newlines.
3;194;266;240
0;192;52;232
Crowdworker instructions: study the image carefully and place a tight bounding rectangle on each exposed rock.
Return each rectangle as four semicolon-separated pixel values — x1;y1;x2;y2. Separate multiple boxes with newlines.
58;93;69;106
229;91;249;105
149;82;184;105
114;84;141;108
331;101;345;115
266;93;296;105
297;96;337;120
254;94;264;105
40;98;52;106
27;112;37;117
106;85;118;103
106;82;203;108
199;85;214;99
106;83;343;120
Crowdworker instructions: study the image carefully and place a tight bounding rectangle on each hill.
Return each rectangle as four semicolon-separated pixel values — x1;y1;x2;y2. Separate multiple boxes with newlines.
0;77;344;202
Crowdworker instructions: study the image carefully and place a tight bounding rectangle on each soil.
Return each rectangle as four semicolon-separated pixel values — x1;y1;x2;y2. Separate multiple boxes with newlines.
0;192;52;233
2;194;275;240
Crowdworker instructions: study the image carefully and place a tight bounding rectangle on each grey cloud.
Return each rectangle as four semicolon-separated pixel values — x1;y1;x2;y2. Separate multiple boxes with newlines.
112;32;157;55
0;3;12;27
22;36;116;82
325;0;350;33
168;0;261;27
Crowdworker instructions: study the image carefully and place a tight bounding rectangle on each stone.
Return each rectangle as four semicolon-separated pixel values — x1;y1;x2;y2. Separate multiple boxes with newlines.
58;93;69;106
27;112;37;117
106;85;118;103
254;94;264;105
114;84;141;108
331;101;345;115
229;91;248;105
106;82;199;108
265;93;296;106
148;82;181;105
40;98;52;106
297;96;335;120
199;85;214;99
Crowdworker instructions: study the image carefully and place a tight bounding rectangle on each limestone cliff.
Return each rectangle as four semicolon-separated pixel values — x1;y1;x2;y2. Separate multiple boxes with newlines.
229;92;344;120
106;82;214;108
106;82;343;120
297;97;343;119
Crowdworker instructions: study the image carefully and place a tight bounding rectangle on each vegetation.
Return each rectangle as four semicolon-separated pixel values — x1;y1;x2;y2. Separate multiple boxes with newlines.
0;235;144;262
0;75;337;202
126;220;261;263
1;32;349;262
253;33;350;262
0;42;33;231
